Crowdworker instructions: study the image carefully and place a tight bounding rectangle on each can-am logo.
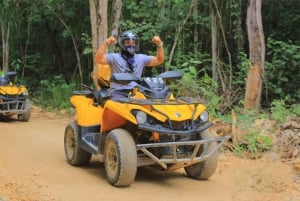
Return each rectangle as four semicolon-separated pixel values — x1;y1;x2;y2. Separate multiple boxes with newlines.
175;112;181;117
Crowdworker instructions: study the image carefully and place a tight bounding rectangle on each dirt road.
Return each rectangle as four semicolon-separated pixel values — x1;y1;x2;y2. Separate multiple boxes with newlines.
0;107;299;201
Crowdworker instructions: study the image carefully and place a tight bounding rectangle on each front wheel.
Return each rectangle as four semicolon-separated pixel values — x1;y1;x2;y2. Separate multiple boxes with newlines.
18;100;31;122
64;121;92;166
184;130;219;180
104;128;137;187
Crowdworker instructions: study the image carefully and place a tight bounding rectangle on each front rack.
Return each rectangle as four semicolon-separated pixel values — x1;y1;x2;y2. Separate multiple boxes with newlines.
117;97;207;105
137;136;229;170
0;100;28;115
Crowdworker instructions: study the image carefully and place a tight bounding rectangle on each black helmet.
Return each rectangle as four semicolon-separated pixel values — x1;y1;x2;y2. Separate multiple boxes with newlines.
118;30;139;55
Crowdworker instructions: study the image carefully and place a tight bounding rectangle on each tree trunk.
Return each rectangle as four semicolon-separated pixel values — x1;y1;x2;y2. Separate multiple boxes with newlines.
244;0;265;110
192;1;199;55
89;0;108;89
210;0;218;82
111;0;122;37
1;20;10;72
89;0;108;56
89;0;98;56
236;0;245;53
89;0;122;89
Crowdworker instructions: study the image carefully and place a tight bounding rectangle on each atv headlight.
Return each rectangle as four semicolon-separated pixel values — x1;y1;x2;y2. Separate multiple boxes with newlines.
136;111;147;124
199;111;209;122
22;90;29;96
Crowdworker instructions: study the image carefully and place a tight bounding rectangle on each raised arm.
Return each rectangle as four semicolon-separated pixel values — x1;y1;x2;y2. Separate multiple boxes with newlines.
94;36;116;64
147;36;164;66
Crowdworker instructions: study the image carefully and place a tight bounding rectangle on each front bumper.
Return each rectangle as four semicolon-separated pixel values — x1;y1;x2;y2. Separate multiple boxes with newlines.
137;136;229;170
0;100;30;115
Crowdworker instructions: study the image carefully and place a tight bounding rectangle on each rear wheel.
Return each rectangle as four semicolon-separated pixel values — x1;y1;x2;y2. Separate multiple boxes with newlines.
184;130;219;180
104;128;137;187
18;100;31;122
64;121;92;166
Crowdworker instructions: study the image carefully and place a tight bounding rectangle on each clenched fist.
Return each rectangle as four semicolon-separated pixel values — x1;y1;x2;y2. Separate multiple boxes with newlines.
106;36;117;46
152;36;163;47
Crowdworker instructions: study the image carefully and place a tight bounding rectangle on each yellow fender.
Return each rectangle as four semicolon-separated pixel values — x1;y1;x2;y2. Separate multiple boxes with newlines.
0;85;28;96
70;95;103;126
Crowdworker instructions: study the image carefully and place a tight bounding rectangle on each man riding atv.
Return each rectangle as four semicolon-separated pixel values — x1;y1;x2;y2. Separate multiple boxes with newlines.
64;31;228;187
94;30;164;99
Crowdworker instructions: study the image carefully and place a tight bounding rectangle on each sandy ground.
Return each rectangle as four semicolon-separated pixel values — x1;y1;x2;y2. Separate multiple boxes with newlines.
0;106;300;201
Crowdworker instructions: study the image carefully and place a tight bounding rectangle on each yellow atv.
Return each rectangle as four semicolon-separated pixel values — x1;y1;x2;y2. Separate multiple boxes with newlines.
64;67;228;187
0;71;31;121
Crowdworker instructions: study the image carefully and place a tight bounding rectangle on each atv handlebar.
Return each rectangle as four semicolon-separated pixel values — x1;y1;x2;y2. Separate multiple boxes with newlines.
5;71;17;77
110;73;141;85
158;71;182;80
110;71;183;85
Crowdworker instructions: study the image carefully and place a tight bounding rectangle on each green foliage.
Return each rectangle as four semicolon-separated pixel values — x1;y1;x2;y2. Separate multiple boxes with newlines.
270;98;298;123
291;104;300;117
234;130;273;159
10;55;47;94
169;61;222;119
231;110;273;159
81;33;93;55
228;100;299;159
38;75;77;110
263;0;300;44
265;38;300;104
236;110;256;130
0;0;299;113
234;52;250;87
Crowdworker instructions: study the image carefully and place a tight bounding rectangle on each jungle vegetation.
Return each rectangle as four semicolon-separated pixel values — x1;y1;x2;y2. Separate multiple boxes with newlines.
0;0;299;115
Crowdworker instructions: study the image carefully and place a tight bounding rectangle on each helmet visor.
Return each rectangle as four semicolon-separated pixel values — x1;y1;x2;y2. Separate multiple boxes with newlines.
124;39;136;46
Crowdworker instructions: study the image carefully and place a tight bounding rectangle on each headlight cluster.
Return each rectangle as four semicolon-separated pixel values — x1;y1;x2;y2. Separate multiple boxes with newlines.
133;110;209;124
22;90;29;96
135;111;147;124
199;111;209;122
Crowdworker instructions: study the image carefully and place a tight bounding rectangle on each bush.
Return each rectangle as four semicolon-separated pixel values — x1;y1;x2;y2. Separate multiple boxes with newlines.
231;110;273;159
234;130;273;159
265;38;300;105
169;64;222;119
270;98;298;123
38;75;77;111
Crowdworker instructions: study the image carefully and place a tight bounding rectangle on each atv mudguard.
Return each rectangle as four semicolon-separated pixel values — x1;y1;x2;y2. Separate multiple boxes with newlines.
70;95;103;126
0;85;28;95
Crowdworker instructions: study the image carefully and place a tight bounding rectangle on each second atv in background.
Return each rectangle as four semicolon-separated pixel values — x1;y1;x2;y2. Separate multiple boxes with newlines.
0;71;31;121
